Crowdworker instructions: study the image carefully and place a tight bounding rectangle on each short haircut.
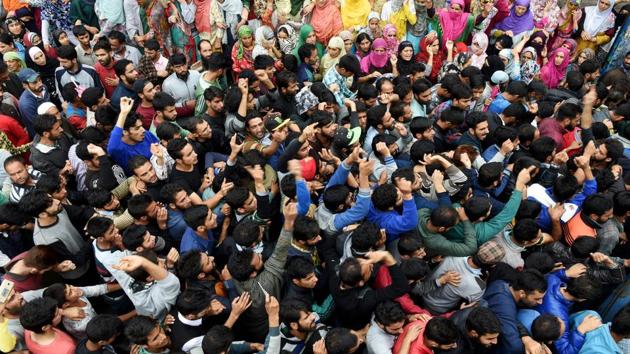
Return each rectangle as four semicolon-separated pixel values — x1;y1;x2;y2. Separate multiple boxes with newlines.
184;205;210;230
532;314;562;343
56;45;78;61
424;318;460;345
124;316;157;345
153;92;176;112
127;194;153;219
144;39;160;51
430;207;459;228
612;305;630;336
513;218;540;243
19;190;53;217
170;53;187;66
32;114;57;135
280;298;310;326
86;216;114;238
511;269;548;293
176;287;213;316
86;314;123;343
166;138;188;160
293;215;320;242
286;256;315;280
203;53;226;71
122;224;148;250
325;328;358;354
372;183;398;211
19;297;59;333
374;301;406;326
253;54;275;70
107;30;126;43
114;59;133;78
298;43;317;62
582;193;613;217
87;188;114;209
176;251;205;280
23;245;60;270
465;307;501;335
566;275;601;301
202;325;234;353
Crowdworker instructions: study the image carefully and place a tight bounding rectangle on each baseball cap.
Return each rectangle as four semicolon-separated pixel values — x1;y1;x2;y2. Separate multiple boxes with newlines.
476;240;506;265
333;126;362;149
132;79;149;94
17;68;39;83
295;89;319;115
264;114;290;132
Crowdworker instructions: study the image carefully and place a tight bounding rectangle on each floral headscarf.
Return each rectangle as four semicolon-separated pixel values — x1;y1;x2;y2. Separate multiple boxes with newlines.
520;47;540;84
470;32;488;69
278;25;298;54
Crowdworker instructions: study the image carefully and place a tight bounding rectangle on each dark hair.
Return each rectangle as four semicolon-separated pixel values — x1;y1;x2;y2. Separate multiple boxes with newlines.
410;117;432;136
153;92;176;112
93;39;112;53
372;183;398;211
184;205;210;230
358;83;378;100
87;188;114;209
86;314;123;343
86;216;114;238
566;275;601;301
511;269;548;293
492;126;518;145
557;102;581;121
552;175;579;202
524;252;556;274
107;30;126;43
612;305;630;336
19;190;53;217
114;59;133;78
465;307;501;335
441;107;466;125
203;86;224;102
374;301;406;326
170;53;187;66
144;39;160;51
280;298;311;326
339;257;363;287
286;256;315;280
128;194;154;219
451;84;473;100
42;283;67;307
351;221;382;254
505;81;528;97
582;193;613;217
61;82;79;103
225;186;250;210
397;232;424;257
325;328;358;354
36;174;62;196
371;134;398;159
571;237;600;259
566;71;585;91
430;207;459;228
202;325;234;353
469;74;485;90
160;183;186;205
3;155;25;170
464;197;492;222
277;70;298;90
338;55;360;75
298;43;317;62
367;105;388;128
424;318;460;345
0;202;30;226
293;216;320;242
253;54;275;70
530;137;557;163
579;59;599;76
227;249;255;281
166;138;189;160
122;224;148;250
56;45;78;61
532;314;562;343
400;258;430;280
465;111;489;130
203;53;226;71
81;86;105;108
613;190;630;217
72;25;90;38
513;218;540;243
156;121;179;141
176;251;205;280
124;316;157;345
19;297;59;333
23;245;60;269
478;162;503;188
129;155;151;173
32;114;57;135
176;287;213;316
323;184;351;211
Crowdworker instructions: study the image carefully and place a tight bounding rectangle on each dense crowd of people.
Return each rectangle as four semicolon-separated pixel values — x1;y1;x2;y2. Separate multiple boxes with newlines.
1;0;630;353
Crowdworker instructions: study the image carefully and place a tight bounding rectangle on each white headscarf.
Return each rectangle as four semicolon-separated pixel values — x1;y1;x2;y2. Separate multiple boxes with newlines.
583;0;616;36
28;46;44;62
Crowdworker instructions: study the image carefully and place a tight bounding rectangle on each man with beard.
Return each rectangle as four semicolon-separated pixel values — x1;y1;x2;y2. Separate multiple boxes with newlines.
200;86;228;154
128;156;168;202
457;112;494;169
190;39;214;72
162;53;200;110
19;190;94;284
309;111;338;153
242;114;287;157
444;307;501;354
3;156;40;203
17;68;50;138
107;97;159;174
29;114;73;175
258;70;300;120
366;301;406;354
93;40;118;98
137;40;170;85
54;45;102;102
538;102;581;151
194;53;226;116
111;60;140;111
363;104;412;156
108;30;142;67
279;298;329;353
411;78;432;118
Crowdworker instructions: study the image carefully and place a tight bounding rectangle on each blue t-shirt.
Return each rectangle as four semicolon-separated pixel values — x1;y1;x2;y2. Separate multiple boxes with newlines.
180;227;215;254
107;126;159;174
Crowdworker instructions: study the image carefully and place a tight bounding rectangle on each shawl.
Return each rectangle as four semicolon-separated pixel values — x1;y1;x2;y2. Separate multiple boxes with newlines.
290;0;305;16
278;25;298;54
341;0;372;29
531;0;560;30
583;0;616;36
416;36;443;82
496;0;535;35
293;24;325;58
236;26;254;60
321;36;347;75
311;0;344;45
3;52;26;71
470;32;488;69
439;0;470;42
94;0;125;27
41;0;73;30
360;38;389;73
383;24;399;56
540;47;570;88
562;39;578;57
253;26;276;59
482;55;505;82
525;31;548;58
362;12;382;39
520;47;540;83
397;41;415;76
499;48;518;79
557;0;582;32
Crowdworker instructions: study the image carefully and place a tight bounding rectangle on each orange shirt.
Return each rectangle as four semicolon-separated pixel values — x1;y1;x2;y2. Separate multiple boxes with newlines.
3;0;29;12
25;328;76;354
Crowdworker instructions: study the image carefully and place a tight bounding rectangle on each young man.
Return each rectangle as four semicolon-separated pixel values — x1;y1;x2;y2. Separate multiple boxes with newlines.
20;297;76;354
393;317;460;354
73;25;96;66
363;104;412;156
124;316;171;353
149;92;189;136
163;53;200;109
279;298;329;353
127;194;170;249
488;80;528;115
54;45;102;102
323;55;358;106
181;205;218;254
297;44;319;84
137;39;170;85
133;78;159;128
108;30;142;66
93;39;118;98
110;60;140;110
366;300;406;354
74;314;123;354
75;142;127;191
107;97;159;174
167;138;207;194
452;307;502;353
2;245;74;292
195;53;226;116
417;206;477;257
17;68;50;138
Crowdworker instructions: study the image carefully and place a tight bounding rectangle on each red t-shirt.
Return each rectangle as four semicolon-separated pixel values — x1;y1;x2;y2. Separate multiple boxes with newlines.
94;61;118;98
3;252;43;293
25;328;76;354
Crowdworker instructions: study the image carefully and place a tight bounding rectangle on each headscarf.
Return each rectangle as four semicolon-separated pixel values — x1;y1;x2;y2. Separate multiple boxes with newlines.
3;52;26;72
520;47;540;84
558;0;582;31
499;48;517;78
278;25;298;54
253;26;276;59
360;38;389;73
583;0;616;36
341;0;372;29
5;17;25;43
383;24;399;55
311;0;343;45
561;39;578;57
26;46;59;78
321;37;347;75
496;0;535;35
439;0;471;43
363;12;382;39
470;32;488;68
397;41;415;76
614;3;630;29
482;55;506;82
525;31;548;59
540;47;570;89
22;32;39;48
578;48;596;62
416;36;443;82
293;24;325;58
236;26;254;60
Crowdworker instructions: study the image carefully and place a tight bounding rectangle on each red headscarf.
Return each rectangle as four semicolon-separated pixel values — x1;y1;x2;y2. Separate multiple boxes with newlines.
540;47;570;89
416;36;443;82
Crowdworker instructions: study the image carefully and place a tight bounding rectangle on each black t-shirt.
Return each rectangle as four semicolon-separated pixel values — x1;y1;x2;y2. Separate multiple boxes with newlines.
146;179;168;202
74;339;117;354
169;167;202;195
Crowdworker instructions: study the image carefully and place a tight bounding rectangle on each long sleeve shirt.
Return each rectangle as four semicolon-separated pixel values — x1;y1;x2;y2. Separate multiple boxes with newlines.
367;198;418;243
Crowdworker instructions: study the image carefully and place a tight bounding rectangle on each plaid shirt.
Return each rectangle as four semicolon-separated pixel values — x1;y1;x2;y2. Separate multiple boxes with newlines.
323;66;356;107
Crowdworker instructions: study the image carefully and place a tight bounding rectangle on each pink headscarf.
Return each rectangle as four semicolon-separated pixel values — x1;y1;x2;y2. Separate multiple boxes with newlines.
439;0;470;43
383;24;399;56
360;38;389;73
540;47;570;89
470;32;488;69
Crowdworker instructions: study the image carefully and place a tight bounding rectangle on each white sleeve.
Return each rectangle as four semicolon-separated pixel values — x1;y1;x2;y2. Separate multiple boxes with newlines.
180;2;196;24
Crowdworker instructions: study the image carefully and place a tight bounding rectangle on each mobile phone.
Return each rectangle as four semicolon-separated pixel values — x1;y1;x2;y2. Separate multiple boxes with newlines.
257;281;269;297
0;279;14;304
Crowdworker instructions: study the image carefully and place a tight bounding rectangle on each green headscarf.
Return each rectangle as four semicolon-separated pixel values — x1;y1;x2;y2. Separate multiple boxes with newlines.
292;24;324;60
237;26;254;60
2;52;26;72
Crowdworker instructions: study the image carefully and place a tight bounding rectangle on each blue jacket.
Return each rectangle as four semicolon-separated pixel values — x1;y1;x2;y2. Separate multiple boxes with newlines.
570;311;622;354
107;126;159;174
535;270;586;354
488;94;510;114
110;83;138;110
484;280;525;354
180;227;215;254
367;198;418;243
18;89;50;138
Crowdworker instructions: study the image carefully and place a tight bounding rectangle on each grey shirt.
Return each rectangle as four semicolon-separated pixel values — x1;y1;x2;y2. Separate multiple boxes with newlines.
423;256;485;314
162;70;201;107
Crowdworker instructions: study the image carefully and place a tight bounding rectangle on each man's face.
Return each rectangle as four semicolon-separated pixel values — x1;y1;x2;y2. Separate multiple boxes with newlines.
472;121;490;141
123;63;139;84
0;42;15;54
6;161;29;185
208;97;224;113
144;48;159;61
77;33;91;46
162;105;177;121
474;332;499;348
3;289;24;314
380;82;394;97
251;251;264;272
382;112;395;130
295;272;318;289
134;162;158;184
172;190;192;210
141;82;157;102
195;120;213;139
59;57;76;71
593;142;609;161
173;63;188;77
416;89;432;105
624;54;630;70
284;80;299;97
595;208;614;224
179;144;198;166
421;128;435;142
521;290;546;307
26;77;44;94
46;197;63;216
472;87;484;101
64;285;85;302
108;39;124;54
321;122;338;138
141;231;157;250
204;210;218;230
381;320;405;336
199;41;213;60
146;325;171;351
126;119;146;142
95;49;112;67
453;97;472;111
103;224;121;243
240;192;258;214
247;117;266;139
200;253;215;274
307;49;319;65
358;111;367;128
296;311;318;332
47;121;64;140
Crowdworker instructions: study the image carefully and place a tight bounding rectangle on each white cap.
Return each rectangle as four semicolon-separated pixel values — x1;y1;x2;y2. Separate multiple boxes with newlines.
37;102;56;115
